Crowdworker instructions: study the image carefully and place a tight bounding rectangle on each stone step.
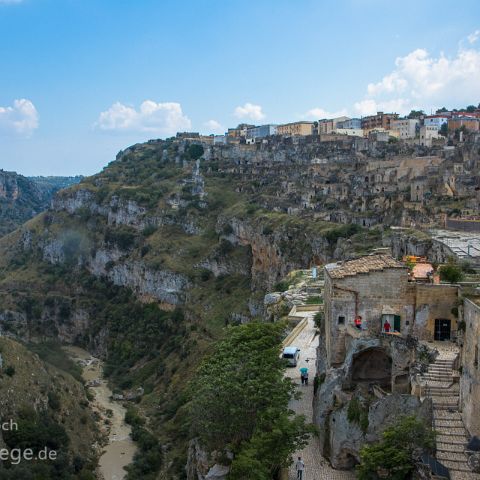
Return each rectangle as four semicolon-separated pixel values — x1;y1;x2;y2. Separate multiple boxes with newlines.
436;434;468;444
428;388;459;396
439;459;473;473
437;451;470;463
435;420;465;428
425;372;454;378
434;412;463;422
429;367;455;374
437;442;467;453
432;398;459;406
426;380;454;389
451;472;480;480
435;427;468;436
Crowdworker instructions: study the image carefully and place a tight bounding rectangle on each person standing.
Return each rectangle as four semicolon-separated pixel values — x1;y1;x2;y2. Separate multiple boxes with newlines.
295;456;305;479
300;366;308;385
383;320;391;333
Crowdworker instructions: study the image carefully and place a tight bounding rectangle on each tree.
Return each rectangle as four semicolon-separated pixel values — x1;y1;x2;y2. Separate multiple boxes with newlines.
439;259;464;283
187;144;204;160
465;105;476;112
356;415;435;480
436;107;448;113
407;110;424;119
439;123;448;137
189;323;313;478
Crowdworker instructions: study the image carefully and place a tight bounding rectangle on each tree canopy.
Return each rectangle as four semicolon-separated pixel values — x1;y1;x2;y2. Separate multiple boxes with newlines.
189;322;313;479
356;415;435;480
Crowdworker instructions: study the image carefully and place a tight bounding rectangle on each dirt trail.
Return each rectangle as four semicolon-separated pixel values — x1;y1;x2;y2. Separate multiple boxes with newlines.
64;346;136;480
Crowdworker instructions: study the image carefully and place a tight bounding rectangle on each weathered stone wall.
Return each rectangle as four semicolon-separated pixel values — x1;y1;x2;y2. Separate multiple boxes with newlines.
413;284;459;341
460;299;480;436
324;267;414;367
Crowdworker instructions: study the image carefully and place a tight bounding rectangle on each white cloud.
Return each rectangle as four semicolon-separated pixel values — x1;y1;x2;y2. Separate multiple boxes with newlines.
233;103;265;121
301;107;349;119
355;45;480;115
468;30;480;44
95;101;191;136
204;119;224;134
353;98;411;116
0;99;39;136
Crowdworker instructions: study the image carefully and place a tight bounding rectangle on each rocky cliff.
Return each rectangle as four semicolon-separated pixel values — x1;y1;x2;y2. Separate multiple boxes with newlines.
0;170;81;236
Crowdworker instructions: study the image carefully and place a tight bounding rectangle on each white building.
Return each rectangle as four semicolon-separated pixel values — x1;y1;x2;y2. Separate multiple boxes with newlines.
391;118;419;139
424;115;448;129
332;128;364;137
246;124;277;140
418;125;441;147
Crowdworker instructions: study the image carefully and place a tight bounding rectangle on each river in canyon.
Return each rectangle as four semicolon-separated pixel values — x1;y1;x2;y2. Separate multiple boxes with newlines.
64;346;137;480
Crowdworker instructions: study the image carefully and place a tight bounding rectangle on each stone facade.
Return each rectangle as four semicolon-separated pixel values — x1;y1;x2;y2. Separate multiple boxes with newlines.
323;254;459;372
460;298;480;436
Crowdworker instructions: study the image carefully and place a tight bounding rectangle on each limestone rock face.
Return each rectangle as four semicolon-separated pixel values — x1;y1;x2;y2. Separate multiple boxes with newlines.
327;394;432;469
108;261;189;305
186;440;230;480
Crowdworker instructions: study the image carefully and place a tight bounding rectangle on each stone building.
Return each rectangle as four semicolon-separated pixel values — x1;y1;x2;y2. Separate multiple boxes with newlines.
276;121;313;136
391;118;419;139
361;111;399;131
322;254;459;373
460;298;480;436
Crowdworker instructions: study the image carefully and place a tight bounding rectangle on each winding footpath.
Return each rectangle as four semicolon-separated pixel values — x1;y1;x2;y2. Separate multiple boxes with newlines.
285;315;355;480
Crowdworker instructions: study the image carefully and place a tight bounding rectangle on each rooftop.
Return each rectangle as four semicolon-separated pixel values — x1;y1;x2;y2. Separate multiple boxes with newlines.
325;254;405;279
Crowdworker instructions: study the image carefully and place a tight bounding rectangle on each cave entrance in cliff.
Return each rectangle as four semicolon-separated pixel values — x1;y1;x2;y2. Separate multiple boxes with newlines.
351;348;392;389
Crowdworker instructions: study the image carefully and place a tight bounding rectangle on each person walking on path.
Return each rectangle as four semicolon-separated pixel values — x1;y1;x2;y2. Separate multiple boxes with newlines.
295;456;305;479
300;367;308;385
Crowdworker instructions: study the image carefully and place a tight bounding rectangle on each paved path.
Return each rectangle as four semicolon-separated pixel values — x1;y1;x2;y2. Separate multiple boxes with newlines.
285;316;356;480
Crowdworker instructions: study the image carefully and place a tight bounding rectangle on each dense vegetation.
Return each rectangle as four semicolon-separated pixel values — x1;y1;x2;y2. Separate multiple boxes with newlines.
190;322;313;479
356;415;435;480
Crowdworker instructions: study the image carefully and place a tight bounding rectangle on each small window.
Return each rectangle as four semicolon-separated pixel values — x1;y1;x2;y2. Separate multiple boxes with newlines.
338;316;345;325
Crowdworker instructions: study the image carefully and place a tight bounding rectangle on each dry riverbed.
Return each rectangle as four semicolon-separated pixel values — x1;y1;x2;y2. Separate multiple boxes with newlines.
64;346;136;480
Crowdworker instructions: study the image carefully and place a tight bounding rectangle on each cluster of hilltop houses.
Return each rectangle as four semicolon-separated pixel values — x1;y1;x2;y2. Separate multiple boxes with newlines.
176;106;480;148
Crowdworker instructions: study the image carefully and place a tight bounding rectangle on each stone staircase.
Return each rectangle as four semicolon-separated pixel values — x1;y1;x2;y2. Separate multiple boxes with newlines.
424;351;480;479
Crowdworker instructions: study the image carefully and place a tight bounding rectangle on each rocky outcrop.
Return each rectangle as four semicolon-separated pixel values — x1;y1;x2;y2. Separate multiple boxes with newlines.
186;440;230;480
328;394;432;469
108;261;189;305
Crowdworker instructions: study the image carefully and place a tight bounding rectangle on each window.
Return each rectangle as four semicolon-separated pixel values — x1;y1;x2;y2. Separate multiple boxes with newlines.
338;315;345;325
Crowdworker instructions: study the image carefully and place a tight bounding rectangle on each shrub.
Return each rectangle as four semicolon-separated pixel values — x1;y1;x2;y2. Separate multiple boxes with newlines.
439;260;464;283
48;391;61;411
274;281;289;292
104;226;137;250
356;415;435;480
187;144;204;160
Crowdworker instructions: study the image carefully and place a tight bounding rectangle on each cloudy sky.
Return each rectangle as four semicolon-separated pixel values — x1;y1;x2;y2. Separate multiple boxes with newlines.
1;0;480;176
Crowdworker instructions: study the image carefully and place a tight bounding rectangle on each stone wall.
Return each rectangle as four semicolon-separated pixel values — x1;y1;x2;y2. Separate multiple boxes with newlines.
324;267;414;367
414;284;459;341
460;299;480;436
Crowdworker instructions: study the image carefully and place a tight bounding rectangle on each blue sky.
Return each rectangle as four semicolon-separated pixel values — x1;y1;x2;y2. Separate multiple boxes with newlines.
1;0;480;176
